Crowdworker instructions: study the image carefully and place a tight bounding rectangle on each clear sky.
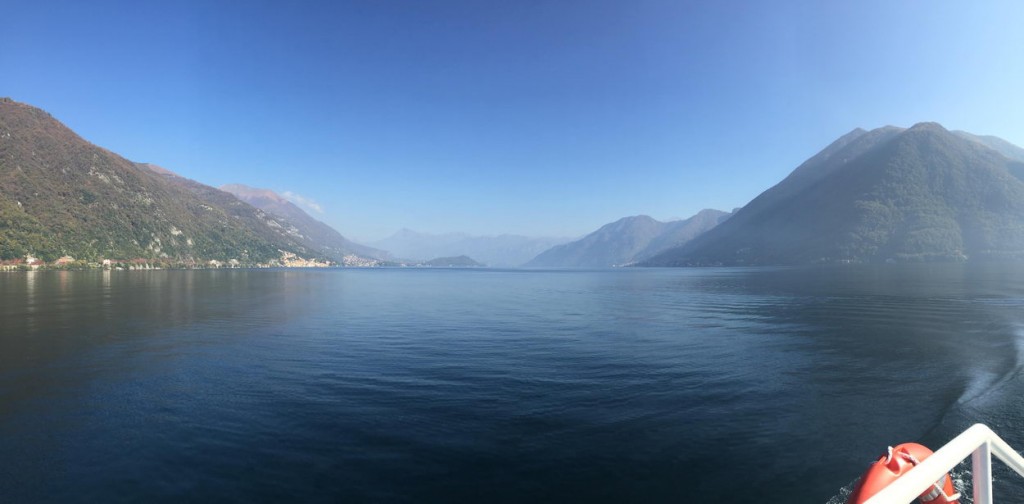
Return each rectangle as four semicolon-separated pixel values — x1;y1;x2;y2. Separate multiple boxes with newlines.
3;1;1023;242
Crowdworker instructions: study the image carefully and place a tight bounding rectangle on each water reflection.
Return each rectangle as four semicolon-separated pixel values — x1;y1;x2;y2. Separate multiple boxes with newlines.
4;266;1024;503
0;270;321;420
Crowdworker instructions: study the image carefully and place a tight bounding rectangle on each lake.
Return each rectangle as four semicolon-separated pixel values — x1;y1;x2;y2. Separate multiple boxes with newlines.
3;265;1024;503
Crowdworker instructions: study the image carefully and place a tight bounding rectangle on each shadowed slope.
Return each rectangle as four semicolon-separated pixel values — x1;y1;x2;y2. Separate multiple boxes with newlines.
526;209;730;268
646;123;1024;265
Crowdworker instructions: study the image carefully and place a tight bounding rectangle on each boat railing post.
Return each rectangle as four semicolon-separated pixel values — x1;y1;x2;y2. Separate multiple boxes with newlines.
860;425;1024;504
973;440;993;504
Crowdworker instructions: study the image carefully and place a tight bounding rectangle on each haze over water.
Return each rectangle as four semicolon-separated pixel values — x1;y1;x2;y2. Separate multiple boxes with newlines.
4;266;1024;502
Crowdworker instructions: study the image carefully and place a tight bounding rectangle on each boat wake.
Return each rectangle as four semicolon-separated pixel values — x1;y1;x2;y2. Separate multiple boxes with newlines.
823;324;1024;504
955;325;1024;409
823;478;856;504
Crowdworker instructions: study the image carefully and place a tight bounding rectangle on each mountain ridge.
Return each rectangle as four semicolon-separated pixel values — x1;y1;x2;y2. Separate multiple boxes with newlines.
7;97;1024;268
526;209;730;268
370;229;571;267
0;98;338;264
645;122;1024;266
221;183;388;261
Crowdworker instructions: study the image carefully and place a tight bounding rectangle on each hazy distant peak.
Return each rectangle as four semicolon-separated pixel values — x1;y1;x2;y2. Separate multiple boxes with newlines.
525;209;729;268
952;131;1024;163
906;121;948;133
838;127;868;142
385;228;470;240
395;228;435;237
600;215;660;233
372;229;573;266
613;215;657;224
220;182;388;260
893;122;964;147
693;208;726;218
853;126;905;139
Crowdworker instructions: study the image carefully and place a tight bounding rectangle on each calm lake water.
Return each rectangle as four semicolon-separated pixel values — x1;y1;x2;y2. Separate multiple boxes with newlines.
4;265;1024;503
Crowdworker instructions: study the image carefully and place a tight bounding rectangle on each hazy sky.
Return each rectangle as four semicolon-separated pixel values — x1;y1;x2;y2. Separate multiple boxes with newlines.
3;1;1023;242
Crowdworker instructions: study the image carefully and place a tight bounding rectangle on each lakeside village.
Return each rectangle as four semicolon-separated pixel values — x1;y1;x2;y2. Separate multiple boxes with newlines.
0;250;383;272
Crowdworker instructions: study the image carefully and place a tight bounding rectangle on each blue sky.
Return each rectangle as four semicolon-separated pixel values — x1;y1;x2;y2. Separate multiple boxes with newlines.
3;1;1023;242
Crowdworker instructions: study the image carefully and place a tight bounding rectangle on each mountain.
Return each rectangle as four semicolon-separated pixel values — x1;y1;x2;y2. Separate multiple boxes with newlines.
646;122;1024;266
423;255;484;267
136;163;177;177
221;184;388;260
953;131;1024;163
0;97;332;264
370;229;571;267
525;209;731;268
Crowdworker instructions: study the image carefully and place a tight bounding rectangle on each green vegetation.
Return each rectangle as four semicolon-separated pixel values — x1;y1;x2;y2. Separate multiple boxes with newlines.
0;98;334;266
0;198;58;260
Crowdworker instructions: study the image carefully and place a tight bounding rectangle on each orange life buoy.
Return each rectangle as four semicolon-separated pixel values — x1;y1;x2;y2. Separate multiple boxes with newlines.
846;442;960;504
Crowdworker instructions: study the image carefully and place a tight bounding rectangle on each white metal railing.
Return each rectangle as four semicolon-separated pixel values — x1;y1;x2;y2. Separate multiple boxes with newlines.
863;424;1024;504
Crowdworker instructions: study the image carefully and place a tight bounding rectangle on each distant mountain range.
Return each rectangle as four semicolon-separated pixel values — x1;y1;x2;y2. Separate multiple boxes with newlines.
221;184;389;260
7;98;1024;268
370;229;572;267
525;209;731;268
0;98;370;265
645;122;1024;265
